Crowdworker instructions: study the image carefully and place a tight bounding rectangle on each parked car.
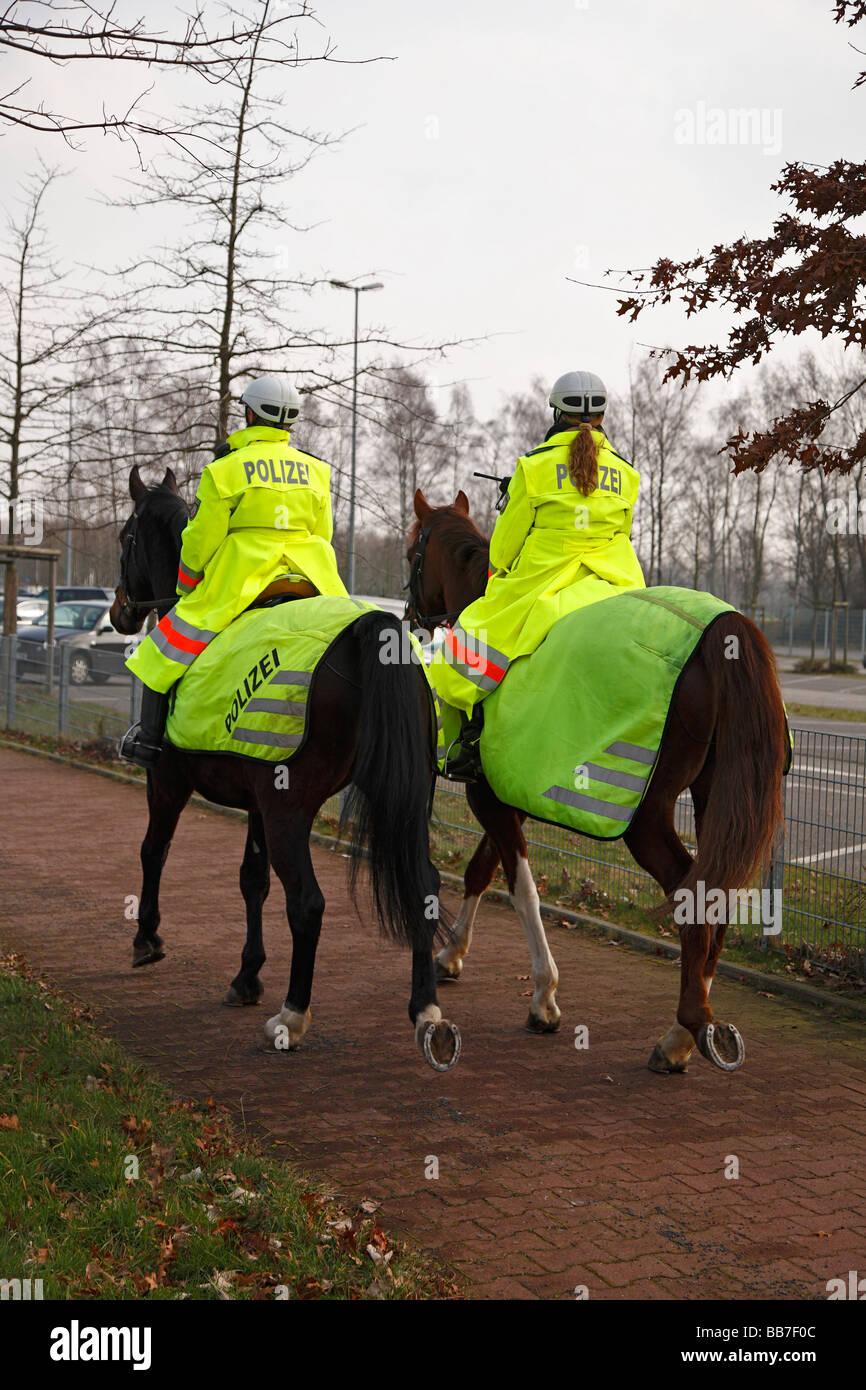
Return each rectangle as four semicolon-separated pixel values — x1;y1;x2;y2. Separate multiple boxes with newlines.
16;602;142;685
352;594;444;664
34;585;116;604
0;596;49;625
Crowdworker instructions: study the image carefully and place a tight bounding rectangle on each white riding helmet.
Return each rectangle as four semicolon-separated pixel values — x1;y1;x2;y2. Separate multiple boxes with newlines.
240;375;301;427
549;371;607;422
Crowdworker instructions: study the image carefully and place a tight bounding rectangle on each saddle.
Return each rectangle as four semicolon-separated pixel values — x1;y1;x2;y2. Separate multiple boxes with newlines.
249;576;318;610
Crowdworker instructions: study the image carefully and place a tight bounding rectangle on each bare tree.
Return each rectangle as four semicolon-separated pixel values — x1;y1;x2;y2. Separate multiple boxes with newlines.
0;1;370;163
619;355;696;585
0;164;109;631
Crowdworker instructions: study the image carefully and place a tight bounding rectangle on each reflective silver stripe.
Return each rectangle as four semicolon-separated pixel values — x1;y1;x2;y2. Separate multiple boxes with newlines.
543;785;634;822
169;612;217;642
584;761;647;793
451;623;510;672
604;740;657;766
231;727;302;748
270;670;312;686
449;659;500;693
243;698;306;717
149;625;198;666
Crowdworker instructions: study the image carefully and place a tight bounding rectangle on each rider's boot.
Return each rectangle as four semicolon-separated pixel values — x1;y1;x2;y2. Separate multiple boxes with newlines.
444;704;485;783
120;685;169;767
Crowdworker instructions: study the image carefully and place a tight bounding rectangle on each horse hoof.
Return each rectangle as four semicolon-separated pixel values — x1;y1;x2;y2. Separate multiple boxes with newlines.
422;1021;462;1072
647;1043;688;1074
223;986;262;1007
525;1011;560;1034
264;1006;310;1050
697;1021;745;1072
132;942;165;968
435;959;461;984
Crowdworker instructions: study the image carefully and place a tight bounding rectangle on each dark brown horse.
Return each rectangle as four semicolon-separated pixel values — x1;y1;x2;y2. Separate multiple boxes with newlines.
109;466;461;1071
407;489;788;1074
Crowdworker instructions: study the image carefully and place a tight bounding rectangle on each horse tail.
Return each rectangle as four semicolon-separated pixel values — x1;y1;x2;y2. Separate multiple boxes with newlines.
341;612;442;951
671;612;787;911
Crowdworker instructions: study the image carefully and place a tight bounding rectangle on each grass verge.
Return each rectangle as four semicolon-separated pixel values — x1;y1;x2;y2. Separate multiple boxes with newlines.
784;703;866;724
0;951;461;1301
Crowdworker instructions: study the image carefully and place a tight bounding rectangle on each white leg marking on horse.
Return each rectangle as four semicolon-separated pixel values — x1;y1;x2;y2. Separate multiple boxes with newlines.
264;1005;312;1048
436;894;480;978
511;856;560;1025
414;1001;442;1046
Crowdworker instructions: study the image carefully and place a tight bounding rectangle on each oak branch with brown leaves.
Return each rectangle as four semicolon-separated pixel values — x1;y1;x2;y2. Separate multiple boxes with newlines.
592;2;866;477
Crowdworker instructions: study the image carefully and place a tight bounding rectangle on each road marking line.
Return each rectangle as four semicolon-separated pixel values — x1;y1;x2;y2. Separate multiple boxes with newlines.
790;840;866;867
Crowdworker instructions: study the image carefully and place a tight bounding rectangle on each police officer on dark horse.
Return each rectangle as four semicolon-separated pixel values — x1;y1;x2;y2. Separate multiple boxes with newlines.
110;375;461;1071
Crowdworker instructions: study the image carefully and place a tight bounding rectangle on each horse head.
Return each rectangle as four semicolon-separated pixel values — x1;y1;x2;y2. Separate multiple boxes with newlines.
406;488;489;630
110;465;189;635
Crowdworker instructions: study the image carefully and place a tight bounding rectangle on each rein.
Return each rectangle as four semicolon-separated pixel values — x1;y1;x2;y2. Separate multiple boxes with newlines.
403;523;462;630
117;500;183;618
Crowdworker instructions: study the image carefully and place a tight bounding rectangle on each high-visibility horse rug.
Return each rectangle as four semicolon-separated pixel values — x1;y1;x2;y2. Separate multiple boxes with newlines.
436;587;749;839
165;595;379;761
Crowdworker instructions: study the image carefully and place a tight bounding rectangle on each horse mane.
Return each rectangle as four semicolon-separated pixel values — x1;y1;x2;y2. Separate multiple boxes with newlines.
144;481;190;547
410;505;490;593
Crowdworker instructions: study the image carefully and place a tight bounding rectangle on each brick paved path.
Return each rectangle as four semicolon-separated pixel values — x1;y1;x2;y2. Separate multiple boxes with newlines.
1;746;864;1300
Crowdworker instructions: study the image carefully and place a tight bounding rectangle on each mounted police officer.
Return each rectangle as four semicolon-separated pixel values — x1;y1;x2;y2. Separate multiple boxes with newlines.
439;370;646;780
121;375;348;766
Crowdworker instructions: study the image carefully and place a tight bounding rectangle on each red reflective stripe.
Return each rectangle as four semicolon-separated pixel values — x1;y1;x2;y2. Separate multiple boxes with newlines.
177;562;201;588
157;615;209;656
445;628;505;684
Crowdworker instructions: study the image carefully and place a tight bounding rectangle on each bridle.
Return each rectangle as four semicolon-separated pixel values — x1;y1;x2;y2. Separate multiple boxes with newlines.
404;523;461;630
115;503;178;623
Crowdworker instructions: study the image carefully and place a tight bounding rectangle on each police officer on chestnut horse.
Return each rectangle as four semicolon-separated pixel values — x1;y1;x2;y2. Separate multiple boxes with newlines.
438;370;645;779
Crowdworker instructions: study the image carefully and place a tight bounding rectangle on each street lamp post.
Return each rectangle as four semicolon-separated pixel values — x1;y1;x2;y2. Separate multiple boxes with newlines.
329;279;383;594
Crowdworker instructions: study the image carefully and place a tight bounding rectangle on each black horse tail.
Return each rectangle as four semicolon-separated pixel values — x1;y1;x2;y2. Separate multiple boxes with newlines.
340;612;444;951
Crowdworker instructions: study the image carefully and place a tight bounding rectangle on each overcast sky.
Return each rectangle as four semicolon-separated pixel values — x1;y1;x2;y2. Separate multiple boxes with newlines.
3;0;861;422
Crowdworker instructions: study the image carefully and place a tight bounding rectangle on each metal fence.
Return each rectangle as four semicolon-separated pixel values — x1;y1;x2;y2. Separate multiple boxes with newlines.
2;635;864;976
0;634;140;746
431;728;866;977
756;605;866;664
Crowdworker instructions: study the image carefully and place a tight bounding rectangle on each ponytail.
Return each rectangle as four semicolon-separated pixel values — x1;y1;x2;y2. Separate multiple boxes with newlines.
568;422;600;496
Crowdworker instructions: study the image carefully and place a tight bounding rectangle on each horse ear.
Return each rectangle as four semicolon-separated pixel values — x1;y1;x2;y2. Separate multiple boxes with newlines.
129;465;147;503
414;488;431;524
453;490;470;515
162;467;179;493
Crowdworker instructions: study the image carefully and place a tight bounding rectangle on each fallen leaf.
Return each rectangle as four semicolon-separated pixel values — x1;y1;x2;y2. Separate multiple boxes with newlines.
0;1114;20;1130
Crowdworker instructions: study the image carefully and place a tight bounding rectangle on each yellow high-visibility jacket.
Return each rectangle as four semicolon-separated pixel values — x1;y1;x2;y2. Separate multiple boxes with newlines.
431;428;645;715
127;424;348;692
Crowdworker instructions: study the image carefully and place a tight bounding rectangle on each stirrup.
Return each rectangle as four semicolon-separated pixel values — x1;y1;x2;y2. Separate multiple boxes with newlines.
119;723;162;767
442;734;482;784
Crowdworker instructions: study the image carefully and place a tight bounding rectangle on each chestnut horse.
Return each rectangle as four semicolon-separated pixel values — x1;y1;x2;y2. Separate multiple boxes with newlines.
109;466;461;1071
407;489;788;1074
